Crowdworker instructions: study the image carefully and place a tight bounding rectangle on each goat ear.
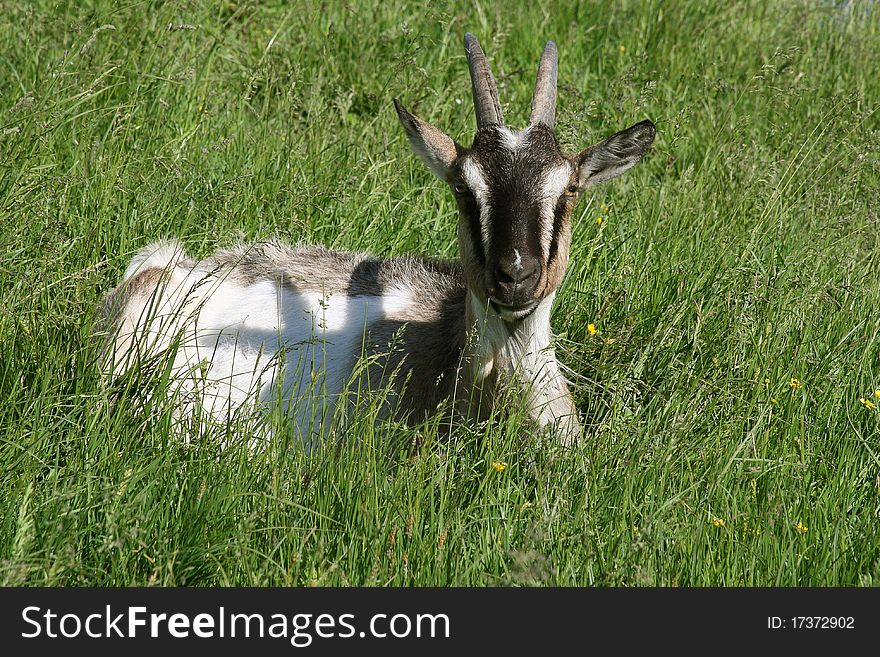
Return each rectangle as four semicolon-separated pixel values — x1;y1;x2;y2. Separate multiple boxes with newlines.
575;120;655;189
394;99;459;180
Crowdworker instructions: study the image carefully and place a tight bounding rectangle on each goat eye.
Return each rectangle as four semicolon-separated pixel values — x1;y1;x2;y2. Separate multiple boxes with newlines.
452;182;468;194
564;184;579;197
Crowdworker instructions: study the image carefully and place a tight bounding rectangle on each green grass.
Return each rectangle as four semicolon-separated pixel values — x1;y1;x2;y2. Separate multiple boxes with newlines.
2;0;879;586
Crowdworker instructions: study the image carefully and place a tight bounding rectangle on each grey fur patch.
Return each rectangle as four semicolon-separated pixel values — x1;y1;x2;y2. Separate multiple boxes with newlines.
207;241;463;323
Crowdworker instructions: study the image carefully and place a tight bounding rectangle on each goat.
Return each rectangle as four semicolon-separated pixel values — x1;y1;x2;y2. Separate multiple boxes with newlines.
98;33;655;447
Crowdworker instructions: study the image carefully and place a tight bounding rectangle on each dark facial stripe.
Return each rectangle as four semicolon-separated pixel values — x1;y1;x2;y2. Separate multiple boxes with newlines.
488;186;542;262
472;127;565;260
458;192;486;266
457;125;574;305
547;194;569;266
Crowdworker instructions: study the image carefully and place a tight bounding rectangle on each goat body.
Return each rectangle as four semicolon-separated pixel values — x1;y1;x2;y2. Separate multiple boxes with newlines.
99;33;654;446
101;238;575;445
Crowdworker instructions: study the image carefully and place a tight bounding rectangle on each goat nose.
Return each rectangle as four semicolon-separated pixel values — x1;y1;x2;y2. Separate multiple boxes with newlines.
495;252;538;287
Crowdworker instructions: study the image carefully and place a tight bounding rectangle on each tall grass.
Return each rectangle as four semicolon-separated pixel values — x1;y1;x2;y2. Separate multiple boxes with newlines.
1;0;878;585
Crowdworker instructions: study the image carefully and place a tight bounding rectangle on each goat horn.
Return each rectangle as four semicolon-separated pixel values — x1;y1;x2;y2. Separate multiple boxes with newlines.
529;41;558;128
464;33;504;129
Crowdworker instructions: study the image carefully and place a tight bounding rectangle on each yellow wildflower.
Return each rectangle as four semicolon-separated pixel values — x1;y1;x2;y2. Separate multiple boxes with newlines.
587;323;597;335
491;462;506;472
795;522;807;534
712;517;725;527
874;390;880;399
789;378;802;389
618;45;626;54
596;216;604;225
859;398;877;410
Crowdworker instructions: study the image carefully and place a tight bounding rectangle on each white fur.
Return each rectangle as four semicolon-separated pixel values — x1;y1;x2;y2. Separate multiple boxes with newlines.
460;158;491;252
381;284;414;319
498;125;530;151
468;290;577;438
539;163;573;259
123;240;186;280
112;258;414;447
